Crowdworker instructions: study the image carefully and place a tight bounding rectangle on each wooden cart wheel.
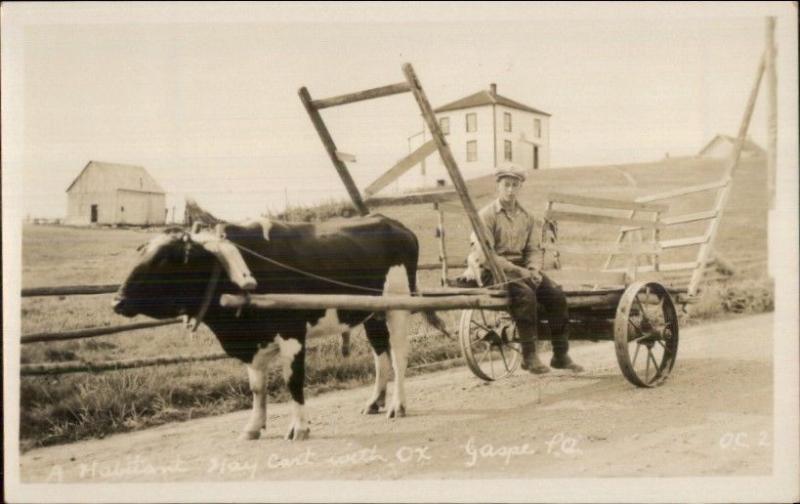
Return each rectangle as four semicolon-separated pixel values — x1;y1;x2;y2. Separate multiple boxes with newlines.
614;281;679;387
459;309;522;381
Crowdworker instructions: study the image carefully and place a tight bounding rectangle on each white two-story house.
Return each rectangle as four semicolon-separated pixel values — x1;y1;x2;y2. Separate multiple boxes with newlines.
394;83;551;192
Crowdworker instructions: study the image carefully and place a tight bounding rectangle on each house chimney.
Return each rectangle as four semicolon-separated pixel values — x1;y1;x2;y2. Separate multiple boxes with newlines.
489;83;497;97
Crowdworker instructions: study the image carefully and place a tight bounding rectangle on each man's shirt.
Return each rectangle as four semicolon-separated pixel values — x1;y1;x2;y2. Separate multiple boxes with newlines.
469;198;538;274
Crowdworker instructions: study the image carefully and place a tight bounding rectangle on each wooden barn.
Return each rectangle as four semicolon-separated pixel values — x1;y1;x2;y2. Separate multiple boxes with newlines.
65;161;167;226
698;134;765;160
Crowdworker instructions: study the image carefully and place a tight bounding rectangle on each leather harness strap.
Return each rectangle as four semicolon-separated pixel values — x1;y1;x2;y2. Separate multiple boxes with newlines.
186;252;223;332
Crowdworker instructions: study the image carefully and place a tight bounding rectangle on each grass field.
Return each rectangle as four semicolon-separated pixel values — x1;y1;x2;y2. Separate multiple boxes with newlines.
19;155;772;450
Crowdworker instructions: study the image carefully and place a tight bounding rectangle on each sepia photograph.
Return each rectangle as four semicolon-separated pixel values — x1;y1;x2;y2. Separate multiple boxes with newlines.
3;2;798;502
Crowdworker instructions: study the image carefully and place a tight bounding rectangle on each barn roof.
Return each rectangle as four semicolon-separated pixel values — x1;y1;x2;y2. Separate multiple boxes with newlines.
434;87;550;116
698;134;765;156
65;161;166;194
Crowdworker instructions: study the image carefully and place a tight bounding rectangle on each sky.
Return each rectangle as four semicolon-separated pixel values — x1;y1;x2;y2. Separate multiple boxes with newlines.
4;2;797;221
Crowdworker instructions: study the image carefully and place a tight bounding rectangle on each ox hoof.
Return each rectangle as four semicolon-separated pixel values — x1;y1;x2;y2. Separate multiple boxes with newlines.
361;402;382;415
285;427;310;441
386;404;406;419
239;430;261;441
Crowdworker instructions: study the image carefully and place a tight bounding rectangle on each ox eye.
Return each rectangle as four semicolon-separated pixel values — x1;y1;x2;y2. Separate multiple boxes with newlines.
136;243;147;253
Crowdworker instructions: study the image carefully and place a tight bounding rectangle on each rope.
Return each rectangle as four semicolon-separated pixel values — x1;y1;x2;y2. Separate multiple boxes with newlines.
233;240;516;295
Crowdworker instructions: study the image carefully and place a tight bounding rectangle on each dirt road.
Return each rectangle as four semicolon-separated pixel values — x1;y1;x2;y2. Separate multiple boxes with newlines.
20;314;773;482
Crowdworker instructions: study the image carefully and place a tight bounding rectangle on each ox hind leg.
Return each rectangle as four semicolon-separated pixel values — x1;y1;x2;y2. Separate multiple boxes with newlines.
362;317;392;415
240;346;270;440
384;265;412;419
276;334;309;441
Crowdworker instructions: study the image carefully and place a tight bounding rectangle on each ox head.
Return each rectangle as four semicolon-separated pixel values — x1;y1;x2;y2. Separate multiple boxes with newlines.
112;226;256;319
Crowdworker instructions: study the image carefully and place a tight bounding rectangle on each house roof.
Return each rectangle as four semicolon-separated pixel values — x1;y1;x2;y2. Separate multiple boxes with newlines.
434;89;551;116
66;161;166;194
698;134;765;155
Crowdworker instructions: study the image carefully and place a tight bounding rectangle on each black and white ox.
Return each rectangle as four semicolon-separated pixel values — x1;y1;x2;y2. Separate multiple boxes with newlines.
112;215;444;441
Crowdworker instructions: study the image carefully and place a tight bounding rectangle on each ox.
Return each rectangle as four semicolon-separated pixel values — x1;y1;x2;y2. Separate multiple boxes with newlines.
112;215;444;441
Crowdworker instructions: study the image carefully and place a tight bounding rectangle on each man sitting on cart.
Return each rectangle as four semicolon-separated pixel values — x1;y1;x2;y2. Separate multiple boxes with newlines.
459;163;584;374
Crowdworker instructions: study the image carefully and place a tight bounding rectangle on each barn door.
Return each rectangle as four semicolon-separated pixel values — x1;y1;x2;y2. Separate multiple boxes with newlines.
90;204;98;223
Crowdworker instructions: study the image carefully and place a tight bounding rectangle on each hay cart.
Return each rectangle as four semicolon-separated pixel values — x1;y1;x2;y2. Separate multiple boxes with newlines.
226;62;760;388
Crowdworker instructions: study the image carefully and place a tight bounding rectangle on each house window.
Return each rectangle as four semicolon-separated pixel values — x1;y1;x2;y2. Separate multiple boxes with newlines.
503;112;512;132
534;118;542;138
466;113;477;133
440;117;450;135
466;140;478;162
504;140;513;161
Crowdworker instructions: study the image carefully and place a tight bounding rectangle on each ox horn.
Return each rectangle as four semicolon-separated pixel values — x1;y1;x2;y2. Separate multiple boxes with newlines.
138;234;178;264
191;231;257;291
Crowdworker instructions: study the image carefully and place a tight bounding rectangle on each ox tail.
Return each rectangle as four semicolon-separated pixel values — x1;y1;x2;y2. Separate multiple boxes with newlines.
403;232;452;340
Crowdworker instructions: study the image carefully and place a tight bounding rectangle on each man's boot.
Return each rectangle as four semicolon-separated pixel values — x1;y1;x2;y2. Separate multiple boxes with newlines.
518;321;549;374
550;336;584;373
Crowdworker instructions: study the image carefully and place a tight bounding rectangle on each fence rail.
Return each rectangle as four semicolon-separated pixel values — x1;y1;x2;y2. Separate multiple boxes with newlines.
21;319;182;345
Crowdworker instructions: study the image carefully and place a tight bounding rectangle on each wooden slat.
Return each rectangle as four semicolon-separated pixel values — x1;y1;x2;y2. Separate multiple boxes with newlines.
689;53;767;296
311;82;411;109
543;241;661;255
417;261;464;271
548;192;668;212
607;261;698;274
419;287;507;297
220;293;509;311
661;235;709;249
546;269;627;286
298;87;369;216
21;319;182;344
22;284;119;297
545;210;664;229
636;179;730;203
662;210;718;226
364;140;438;196
402;63;507;286
335;151;357;163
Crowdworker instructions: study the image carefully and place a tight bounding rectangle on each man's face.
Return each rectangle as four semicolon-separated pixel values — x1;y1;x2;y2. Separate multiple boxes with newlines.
496;176;522;205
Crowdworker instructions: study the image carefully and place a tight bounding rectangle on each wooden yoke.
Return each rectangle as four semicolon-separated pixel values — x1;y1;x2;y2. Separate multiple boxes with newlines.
401;63;508;286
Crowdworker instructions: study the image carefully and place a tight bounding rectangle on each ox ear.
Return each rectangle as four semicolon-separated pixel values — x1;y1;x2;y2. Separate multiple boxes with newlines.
191;232;257;291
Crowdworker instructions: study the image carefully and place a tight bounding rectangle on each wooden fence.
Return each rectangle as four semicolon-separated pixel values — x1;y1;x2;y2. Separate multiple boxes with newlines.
19;252;763;377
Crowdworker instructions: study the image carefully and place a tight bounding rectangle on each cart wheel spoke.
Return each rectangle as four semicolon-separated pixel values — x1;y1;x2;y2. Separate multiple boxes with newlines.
634;296;651;325
632;342;641;367
648;349;659;377
479;309;490;327
470;320;492;332
498;345;510;370
645;349;651;381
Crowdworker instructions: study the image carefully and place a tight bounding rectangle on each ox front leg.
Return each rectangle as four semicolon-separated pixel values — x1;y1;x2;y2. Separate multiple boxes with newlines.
386;309;410;419
277;335;310;441
239;347;269;441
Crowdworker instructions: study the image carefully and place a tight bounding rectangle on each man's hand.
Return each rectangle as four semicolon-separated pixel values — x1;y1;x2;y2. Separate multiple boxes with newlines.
527;266;543;287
